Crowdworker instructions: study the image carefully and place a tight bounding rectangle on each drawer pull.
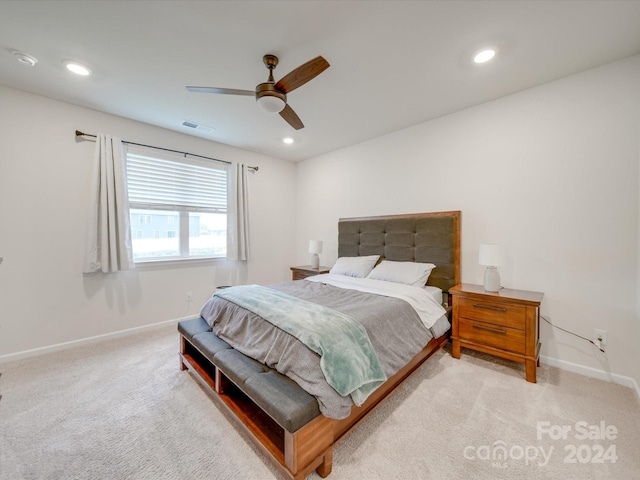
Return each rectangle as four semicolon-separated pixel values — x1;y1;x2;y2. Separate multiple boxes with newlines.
473;324;507;335
473;303;507;312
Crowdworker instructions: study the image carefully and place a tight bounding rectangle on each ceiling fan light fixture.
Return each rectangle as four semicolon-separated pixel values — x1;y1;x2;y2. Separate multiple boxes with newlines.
257;94;286;113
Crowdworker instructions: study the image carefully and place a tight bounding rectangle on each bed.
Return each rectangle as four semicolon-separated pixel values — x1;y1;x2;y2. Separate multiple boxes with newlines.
178;211;460;479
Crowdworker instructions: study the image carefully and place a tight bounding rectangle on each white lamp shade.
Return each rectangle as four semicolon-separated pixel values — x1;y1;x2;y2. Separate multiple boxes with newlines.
478;244;507;267
309;240;322;269
308;240;323;254
257;95;286;113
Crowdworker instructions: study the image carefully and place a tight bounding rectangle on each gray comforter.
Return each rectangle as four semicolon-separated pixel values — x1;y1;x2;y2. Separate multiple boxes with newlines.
200;279;433;419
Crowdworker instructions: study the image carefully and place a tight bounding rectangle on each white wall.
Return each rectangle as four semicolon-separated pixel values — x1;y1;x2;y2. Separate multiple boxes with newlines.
637;121;640;391
296;56;640;383
0;86;297;358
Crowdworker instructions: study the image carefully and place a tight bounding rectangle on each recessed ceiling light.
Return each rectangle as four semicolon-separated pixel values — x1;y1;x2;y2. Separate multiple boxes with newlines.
63;61;91;76
283;137;294;144
12;51;38;67
473;49;496;64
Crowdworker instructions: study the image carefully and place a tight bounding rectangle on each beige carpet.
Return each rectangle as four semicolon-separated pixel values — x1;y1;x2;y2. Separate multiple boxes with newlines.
1;324;639;480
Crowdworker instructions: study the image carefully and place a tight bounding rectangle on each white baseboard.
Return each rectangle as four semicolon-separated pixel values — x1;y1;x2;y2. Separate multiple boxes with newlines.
0;315;198;364
540;354;640;403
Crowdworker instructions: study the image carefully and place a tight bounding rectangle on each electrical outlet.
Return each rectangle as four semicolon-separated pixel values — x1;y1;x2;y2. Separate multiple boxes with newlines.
186;292;192;301
595;329;607;349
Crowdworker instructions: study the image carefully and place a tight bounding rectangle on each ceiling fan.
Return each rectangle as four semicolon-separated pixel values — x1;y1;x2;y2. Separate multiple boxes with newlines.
186;54;330;130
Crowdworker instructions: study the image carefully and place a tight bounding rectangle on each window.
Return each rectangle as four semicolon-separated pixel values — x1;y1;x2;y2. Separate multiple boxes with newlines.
125;146;229;262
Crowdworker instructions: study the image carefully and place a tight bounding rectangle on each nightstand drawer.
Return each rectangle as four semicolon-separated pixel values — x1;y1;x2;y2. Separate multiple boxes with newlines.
457;297;525;330
459;318;526;354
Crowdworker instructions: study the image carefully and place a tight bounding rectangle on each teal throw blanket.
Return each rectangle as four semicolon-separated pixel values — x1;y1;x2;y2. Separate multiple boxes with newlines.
215;284;387;405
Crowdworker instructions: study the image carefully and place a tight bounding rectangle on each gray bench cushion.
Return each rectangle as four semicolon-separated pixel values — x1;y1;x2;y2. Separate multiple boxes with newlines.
244;371;321;432
213;348;269;386
192;332;232;364
178;316;210;340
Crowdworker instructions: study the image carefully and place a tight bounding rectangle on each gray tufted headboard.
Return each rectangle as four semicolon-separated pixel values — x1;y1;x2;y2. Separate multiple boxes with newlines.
337;211;461;292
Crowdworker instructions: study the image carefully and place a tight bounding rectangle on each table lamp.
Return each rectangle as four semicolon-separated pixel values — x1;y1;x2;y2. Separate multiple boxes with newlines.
479;244;507;292
309;240;323;269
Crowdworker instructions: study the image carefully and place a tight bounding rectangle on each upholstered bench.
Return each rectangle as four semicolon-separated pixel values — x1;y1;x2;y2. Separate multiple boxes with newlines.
178;317;321;433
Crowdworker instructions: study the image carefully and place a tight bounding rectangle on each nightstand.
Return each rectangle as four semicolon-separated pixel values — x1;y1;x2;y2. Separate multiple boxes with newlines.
290;265;330;281
450;283;544;383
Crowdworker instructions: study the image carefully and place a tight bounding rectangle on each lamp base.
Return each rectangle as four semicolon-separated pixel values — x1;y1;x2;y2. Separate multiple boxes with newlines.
483;266;501;292
311;253;319;269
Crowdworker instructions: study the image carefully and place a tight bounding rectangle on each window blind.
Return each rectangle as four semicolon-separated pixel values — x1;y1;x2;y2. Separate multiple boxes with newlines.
126;149;227;213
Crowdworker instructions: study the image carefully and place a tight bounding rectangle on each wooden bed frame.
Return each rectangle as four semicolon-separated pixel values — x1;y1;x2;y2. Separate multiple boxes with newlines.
179;211;460;479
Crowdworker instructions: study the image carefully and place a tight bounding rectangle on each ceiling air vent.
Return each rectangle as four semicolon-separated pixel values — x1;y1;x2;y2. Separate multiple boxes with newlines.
181;120;214;134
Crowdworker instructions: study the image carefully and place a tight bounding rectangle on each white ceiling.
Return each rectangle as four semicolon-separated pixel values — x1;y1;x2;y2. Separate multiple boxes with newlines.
1;1;640;162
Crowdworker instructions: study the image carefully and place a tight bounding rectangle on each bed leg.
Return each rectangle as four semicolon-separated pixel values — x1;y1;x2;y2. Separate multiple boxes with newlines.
316;448;333;478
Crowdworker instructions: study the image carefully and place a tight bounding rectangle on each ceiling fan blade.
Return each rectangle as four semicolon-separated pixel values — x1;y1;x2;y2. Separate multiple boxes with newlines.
186;86;254;96
274;56;330;94
279;104;304;130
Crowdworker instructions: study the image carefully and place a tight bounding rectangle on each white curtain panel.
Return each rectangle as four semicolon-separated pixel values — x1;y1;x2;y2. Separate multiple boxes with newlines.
83;134;134;273
227;163;250;261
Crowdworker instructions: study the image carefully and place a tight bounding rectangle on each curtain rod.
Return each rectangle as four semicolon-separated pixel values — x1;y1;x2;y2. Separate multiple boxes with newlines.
75;130;258;172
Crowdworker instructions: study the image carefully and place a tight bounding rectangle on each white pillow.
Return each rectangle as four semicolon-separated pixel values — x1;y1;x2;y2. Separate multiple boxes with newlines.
366;260;436;287
330;255;380;278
